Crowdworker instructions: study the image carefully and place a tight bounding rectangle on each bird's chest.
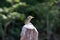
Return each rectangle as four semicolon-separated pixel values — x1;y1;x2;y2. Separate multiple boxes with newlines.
25;29;35;40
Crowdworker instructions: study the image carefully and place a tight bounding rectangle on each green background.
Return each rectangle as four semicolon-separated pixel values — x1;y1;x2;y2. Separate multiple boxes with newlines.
0;0;60;40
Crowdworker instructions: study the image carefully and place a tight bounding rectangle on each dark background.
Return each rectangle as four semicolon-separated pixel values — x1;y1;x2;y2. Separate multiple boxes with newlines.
0;0;60;40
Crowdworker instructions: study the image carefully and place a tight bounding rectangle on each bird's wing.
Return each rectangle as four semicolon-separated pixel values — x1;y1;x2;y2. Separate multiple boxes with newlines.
20;27;26;37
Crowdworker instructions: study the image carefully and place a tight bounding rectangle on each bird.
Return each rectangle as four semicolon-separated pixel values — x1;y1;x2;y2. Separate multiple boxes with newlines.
24;16;34;24
20;16;38;40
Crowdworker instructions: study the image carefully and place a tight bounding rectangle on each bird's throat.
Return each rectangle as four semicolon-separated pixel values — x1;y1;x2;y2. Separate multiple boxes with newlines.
25;19;31;24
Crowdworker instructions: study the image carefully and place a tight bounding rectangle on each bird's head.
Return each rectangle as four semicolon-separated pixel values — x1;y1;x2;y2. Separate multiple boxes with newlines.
27;16;34;20
24;16;34;24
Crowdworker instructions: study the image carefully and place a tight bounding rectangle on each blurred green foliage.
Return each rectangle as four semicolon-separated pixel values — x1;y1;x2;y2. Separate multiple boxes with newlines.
0;0;60;40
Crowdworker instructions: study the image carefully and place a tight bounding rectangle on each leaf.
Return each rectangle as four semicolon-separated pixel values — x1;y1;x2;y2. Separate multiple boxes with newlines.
8;12;20;19
14;0;20;3
2;15;7;19
6;0;13;3
3;7;9;13
20;14;25;21
0;8;4;12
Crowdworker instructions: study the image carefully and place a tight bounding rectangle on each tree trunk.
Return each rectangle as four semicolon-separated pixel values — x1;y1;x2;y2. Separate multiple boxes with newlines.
2;21;12;40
